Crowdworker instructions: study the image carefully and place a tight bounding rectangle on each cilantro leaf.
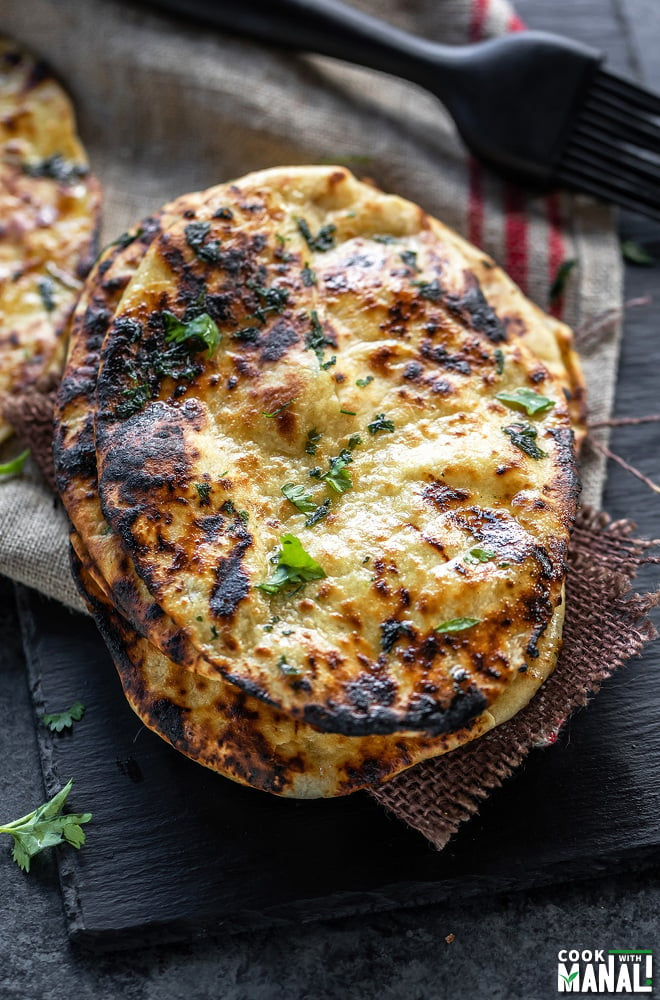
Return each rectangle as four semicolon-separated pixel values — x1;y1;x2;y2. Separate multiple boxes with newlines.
356;376;374;388
296;218;336;252
278;654;303;676
496;387;555;416
323;451;353;494
305;499;330;527
41;701;86;733
368;413;395;435
184;221;222;263
281;482;317;513
301;263;317;286
503;422;547;460
0;449;30;478
494;349;505;375
305;429;322;455
0;780;92;872
263;398;297;418
464;547;496;564
305;310;335;365
435;617;481;633
162;310;221;357
195;482;211;504
256;534;327;594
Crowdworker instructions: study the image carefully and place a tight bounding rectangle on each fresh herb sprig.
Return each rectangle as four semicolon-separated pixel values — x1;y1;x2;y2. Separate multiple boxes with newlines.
503;422;547;460
41;701;86;733
0;780;92;872
496;387;555;416
256;534;327;595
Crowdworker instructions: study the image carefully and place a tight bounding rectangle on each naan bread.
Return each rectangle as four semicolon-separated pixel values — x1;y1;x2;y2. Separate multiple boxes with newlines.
89;166;580;738
70;530;563;797
0;35;101;443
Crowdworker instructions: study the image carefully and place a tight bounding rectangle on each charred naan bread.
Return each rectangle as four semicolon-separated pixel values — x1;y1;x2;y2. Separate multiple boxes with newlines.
70;531;563;797
0;35;101;442
90;166;580;739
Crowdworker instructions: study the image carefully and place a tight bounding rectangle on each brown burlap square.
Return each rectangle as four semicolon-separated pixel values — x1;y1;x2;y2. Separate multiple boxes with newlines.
3;391;659;851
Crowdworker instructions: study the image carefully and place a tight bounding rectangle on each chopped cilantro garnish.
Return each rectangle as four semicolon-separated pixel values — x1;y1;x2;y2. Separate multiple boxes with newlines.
0;449;30;477
399;250;419;272
368;413;395;435
494;349;505;375
22;154;88;185
40;701;85;733
305;499;330;527
210;625;219;639
162;310;221;358
301;263;317;286
305;429;322;455
281;482;317;513
356;376;374;388
435;617;481;633
503;422;547;459
305;310;334;365
340;408;356;416
296;218;336;252
195;482;211;504
184;221;222;263
256;534;327;594
37;277;56;313
323;451;353;494
247;281;289;325
496;387;555;416
414;278;443;301
263;398;297;418
320;356;337;370
372;234;396;244
347;433;362;450
464;547;496;564
278;654;303;676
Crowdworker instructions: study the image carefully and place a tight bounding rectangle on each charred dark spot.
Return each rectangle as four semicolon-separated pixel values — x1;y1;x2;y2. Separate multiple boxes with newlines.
116;757;144;783
196;514;226;542
260;318;299;362
380;618;416;653
227;375;238;390
529;370;546;384
398;588;411;608
164;629;188;664
25;58;50;89
204;291;234;323
446;271;506;344
144;601;165;623
422;481;470;511
209;525;253;618
346;671;397;711
429;378;452;395
420;340;471;374
403;361;423;381
149;698;186;744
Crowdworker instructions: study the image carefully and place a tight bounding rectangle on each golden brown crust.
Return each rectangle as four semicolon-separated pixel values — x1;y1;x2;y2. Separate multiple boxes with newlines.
0;36;102;442
88;167;580;737
70;529;563;798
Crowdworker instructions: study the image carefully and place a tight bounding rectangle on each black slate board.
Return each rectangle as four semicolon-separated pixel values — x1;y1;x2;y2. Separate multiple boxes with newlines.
17;572;660;951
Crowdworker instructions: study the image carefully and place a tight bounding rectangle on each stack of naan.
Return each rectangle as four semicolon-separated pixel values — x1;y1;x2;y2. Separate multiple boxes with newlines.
54;165;585;798
0;35;101;444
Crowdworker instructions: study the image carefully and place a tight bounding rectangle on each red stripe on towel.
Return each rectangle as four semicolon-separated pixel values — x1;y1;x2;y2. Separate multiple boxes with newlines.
547;191;566;317
504;183;529;293
469;0;489;42
508;13;525;31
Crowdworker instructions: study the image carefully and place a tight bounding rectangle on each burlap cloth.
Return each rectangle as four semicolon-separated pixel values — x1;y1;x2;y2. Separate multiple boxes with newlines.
1;0;655;850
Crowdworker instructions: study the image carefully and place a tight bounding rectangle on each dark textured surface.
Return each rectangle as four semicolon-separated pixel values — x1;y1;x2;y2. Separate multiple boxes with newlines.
2;0;660;998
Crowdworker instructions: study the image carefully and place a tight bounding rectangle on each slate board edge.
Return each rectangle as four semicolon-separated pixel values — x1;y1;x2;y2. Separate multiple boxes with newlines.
15;583;89;939
61;842;660;953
